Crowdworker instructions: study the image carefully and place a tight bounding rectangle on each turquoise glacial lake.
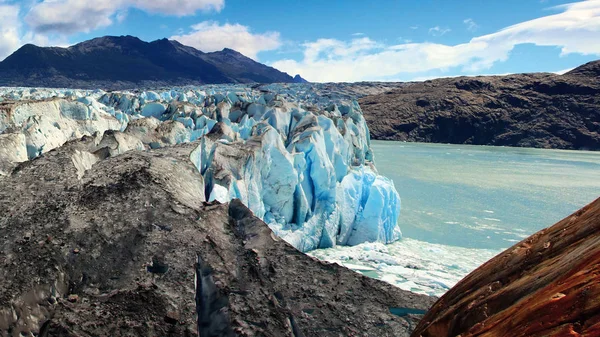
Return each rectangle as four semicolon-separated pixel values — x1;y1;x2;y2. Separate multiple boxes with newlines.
310;141;600;296
373;141;600;250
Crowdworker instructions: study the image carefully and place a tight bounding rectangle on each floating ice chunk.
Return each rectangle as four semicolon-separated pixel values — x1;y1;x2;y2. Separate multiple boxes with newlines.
141;103;166;119
208;184;229;202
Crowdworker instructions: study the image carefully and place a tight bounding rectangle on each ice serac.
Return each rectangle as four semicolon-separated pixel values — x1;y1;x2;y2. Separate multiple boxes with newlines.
0;85;402;252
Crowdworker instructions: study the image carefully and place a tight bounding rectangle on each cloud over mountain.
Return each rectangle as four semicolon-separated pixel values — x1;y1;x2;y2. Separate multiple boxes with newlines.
171;21;281;60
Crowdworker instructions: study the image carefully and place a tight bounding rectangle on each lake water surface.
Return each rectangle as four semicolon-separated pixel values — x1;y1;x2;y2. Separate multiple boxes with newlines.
310;141;600;296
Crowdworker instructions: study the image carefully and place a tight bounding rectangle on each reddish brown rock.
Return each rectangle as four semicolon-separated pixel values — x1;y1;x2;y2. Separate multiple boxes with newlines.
412;197;600;337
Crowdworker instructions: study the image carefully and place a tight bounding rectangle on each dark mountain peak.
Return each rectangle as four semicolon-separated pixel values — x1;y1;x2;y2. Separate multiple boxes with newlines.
150;37;174;46
148;38;204;56
165;39;185;47
209;48;248;60
0;35;296;88
293;74;309;83
148;38;178;51
565;60;600;78
8;43;50;56
75;35;142;46
201;47;294;83
221;48;242;55
18;43;40;50
4;44;45;59
70;35;145;53
168;39;181;45
0;43;63;69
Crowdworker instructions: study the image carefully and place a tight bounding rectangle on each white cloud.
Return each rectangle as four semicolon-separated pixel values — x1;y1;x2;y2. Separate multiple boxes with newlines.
464;18;479;32
428;26;451;36
170;21;281;60
0;2;80;61
130;0;224;15
116;10;128;23
25;1;114;34
271;0;600;82
24;0;224;34
0;4;21;60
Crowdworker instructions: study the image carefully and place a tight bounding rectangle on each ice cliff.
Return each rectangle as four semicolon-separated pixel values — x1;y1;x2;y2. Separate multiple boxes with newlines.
0;86;401;251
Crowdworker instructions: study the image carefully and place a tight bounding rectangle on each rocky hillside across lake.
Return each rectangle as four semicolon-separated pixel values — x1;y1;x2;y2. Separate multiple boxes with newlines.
0;36;306;89
360;60;600;150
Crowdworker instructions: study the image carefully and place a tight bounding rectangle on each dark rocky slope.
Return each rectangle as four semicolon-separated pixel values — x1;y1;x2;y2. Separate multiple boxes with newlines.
412;196;600;337
0;36;298;89
360;60;600;150
0;134;434;336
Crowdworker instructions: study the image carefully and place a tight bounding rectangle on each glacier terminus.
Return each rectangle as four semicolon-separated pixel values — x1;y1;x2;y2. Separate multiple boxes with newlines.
0;84;401;252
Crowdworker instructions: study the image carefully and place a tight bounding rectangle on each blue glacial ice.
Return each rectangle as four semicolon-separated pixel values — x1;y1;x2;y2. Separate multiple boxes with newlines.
0;85;402;252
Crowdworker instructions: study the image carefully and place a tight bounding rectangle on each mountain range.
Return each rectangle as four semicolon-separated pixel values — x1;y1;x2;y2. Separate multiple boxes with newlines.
0;35;306;89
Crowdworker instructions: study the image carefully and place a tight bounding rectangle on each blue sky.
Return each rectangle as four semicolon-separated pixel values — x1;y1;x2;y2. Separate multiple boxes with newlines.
1;0;599;82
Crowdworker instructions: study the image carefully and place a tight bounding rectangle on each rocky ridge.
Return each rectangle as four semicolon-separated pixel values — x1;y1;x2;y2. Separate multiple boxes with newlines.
0;134;435;336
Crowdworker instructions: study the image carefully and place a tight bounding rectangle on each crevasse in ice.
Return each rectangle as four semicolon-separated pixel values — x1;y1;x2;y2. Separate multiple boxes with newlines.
0;85;401;251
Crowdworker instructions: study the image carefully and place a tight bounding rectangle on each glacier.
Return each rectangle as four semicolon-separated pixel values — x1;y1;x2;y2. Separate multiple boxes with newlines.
0;85;402;252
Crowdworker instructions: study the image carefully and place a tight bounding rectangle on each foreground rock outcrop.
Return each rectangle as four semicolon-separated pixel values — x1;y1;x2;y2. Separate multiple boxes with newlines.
0;136;435;336
360;60;600;150
412;197;600;337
